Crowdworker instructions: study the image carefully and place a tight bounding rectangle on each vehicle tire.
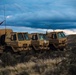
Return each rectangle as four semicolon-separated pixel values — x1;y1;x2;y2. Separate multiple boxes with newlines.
4;46;14;54
49;44;57;50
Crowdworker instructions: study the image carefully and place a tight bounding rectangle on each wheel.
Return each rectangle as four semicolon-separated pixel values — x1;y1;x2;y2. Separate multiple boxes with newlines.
49;44;57;50
4;46;14;54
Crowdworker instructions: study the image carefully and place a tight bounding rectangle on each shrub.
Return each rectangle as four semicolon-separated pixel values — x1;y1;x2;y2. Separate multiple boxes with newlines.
0;69;10;75
69;65;76;75
1;52;17;66
19;53;31;63
17;71;29;75
44;67;61;75
32;64;47;74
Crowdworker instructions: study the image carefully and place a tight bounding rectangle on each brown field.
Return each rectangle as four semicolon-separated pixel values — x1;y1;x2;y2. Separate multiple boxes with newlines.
0;34;76;75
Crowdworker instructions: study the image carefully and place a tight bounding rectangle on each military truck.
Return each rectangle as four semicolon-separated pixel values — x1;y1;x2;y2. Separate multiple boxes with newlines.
0;29;13;53
0;29;32;53
30;33;49;51
46;31;67;50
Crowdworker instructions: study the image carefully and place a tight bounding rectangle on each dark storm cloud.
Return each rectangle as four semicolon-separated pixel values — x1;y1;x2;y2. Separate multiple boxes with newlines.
0;0;76;29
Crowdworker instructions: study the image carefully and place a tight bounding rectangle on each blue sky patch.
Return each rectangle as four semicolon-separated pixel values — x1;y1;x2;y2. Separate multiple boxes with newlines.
0;0;76;29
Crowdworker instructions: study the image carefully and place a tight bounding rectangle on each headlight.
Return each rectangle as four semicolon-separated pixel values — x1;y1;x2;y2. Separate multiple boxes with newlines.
44;40;47;43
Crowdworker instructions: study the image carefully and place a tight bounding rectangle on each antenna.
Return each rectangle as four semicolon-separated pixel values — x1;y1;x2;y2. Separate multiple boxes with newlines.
4;5;6;34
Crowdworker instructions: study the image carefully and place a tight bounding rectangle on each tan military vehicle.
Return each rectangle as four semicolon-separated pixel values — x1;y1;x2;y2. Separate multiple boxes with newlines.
0;29;31;53
30;33;49;51
0;29;13;53
46;31;67;50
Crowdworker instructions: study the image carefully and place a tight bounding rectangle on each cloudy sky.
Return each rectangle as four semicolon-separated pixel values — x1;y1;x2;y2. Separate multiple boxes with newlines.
0;0;76;34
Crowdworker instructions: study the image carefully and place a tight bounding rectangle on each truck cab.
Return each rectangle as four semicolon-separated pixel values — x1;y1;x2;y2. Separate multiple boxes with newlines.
47;31;67;50
5;32;32;52
30;33;49;50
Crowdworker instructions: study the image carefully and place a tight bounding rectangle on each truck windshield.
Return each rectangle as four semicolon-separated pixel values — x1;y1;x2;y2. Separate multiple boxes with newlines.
57;32;66;38
23;33;29;40
39;34;47;40
18;33;24;41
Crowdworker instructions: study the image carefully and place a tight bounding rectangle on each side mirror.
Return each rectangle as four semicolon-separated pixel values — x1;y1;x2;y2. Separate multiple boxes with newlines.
11;36;13;41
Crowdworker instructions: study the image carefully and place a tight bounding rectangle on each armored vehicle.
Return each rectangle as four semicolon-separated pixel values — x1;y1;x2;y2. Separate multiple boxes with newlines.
0;29;31;53
30;33;49;51
47;31;67;50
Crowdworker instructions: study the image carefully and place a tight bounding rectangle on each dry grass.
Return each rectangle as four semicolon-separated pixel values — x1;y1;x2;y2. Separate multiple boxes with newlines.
0;56;63;75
